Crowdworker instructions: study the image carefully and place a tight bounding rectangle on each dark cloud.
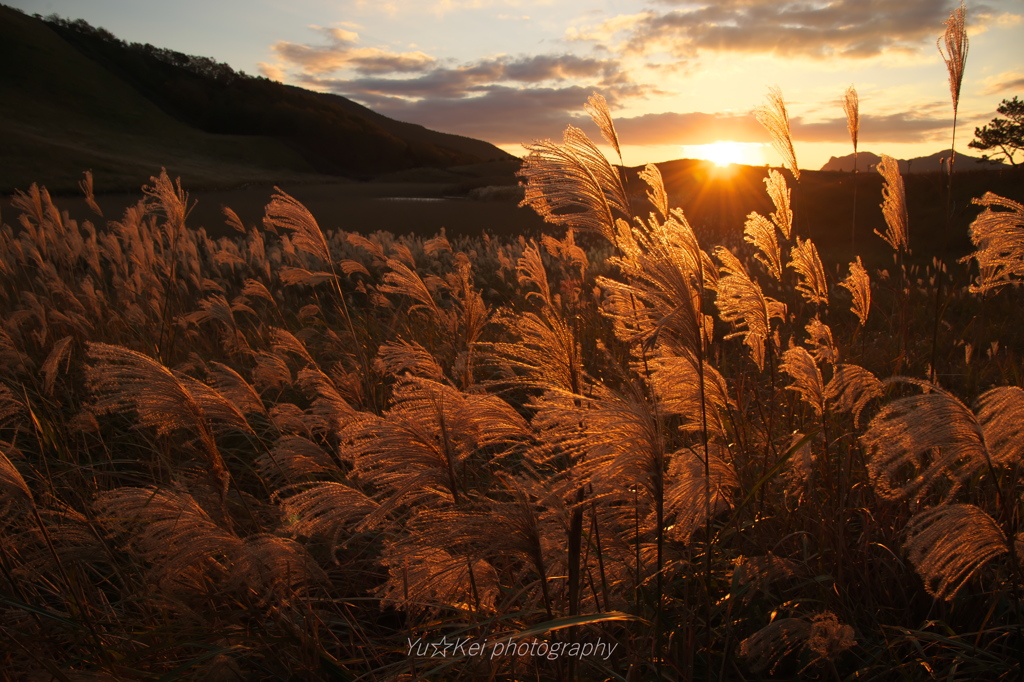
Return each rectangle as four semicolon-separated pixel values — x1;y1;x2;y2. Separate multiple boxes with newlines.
792;111;954;143
297;79;603;142
578;0;986;60
284;52;634;98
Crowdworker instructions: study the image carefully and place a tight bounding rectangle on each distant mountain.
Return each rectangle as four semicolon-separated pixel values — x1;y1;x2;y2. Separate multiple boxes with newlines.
0;5;512;192
821;150;1007;173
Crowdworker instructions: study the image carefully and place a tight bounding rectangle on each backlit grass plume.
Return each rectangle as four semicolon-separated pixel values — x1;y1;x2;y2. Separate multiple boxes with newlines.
876;154;909;253
962;192;1024;292
519;96;630;243
756;86;800;181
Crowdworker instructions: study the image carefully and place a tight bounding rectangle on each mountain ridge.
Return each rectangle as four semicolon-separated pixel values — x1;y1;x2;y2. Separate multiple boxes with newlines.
821;149;1007;173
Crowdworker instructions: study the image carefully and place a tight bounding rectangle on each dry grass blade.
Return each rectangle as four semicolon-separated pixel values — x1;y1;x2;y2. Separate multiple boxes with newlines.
755;86;800;181
875;154;909;253
840;257;871;326
905;503;1006;600
961;193;1024;292
938;1;968;114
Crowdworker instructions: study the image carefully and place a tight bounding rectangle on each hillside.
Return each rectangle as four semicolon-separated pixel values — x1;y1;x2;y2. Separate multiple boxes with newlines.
0;5;512;192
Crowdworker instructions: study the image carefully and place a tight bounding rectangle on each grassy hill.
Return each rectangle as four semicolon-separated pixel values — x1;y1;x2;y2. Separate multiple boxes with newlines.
0;5;512;193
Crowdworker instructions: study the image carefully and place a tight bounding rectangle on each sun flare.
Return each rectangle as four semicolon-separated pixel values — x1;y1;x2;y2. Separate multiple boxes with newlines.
683;141;765;167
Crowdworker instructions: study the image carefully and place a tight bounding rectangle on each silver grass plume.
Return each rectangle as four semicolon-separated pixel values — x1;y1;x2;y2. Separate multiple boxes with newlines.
975;386;1024;466
256;434;335;485
744;212;782;280
840;257;871;326
647;355;731;441
938;1;968;118
739;617;811;673
764;169;793;239
78;170;103;217
825;364;883;427
585;92;621;160
378;339;446;380
639;163;669;221
755;86;800;181
519;125;630;243
862;381;990;501
40;335;73;396
904;503;1007;600
876;154;909;253
961;193;1024;292
0;445;33;510
265;188;331;265
377;540;501;615
94;485;243;591
780;345;826;416
789;237;829;306
663;444;738;543
85;342;237;502
230;534;327;605
715;247;785;370
805;317;837;365
740;612;855;673
278;480;380;545
842;85;859;155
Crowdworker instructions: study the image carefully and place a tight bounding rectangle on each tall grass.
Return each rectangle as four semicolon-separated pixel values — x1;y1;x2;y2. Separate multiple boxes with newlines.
2;8;1024;681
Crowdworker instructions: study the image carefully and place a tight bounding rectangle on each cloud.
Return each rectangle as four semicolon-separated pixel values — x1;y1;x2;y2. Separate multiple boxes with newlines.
570;0;979;60
263;21;654;145
980;71;1024;96
268;26;436;76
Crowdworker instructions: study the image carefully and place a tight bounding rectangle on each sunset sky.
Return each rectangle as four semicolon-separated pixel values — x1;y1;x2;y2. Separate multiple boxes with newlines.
11;0;1024;169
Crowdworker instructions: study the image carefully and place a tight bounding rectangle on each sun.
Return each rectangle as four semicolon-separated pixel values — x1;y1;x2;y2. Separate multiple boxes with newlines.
683;141;764;168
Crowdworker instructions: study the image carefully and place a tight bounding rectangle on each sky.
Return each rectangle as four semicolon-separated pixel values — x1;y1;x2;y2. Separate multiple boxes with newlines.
10;0;1024;170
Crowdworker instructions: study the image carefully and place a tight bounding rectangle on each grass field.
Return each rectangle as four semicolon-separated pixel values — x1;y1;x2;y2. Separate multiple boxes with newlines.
4;9;1024;680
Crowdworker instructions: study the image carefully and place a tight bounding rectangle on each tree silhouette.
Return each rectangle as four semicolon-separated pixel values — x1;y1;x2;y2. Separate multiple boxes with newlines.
969;96;1024;166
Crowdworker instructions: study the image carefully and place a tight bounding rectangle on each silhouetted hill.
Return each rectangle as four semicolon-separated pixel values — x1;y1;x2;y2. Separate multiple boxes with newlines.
822;150;1006;173
0;4;512;192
